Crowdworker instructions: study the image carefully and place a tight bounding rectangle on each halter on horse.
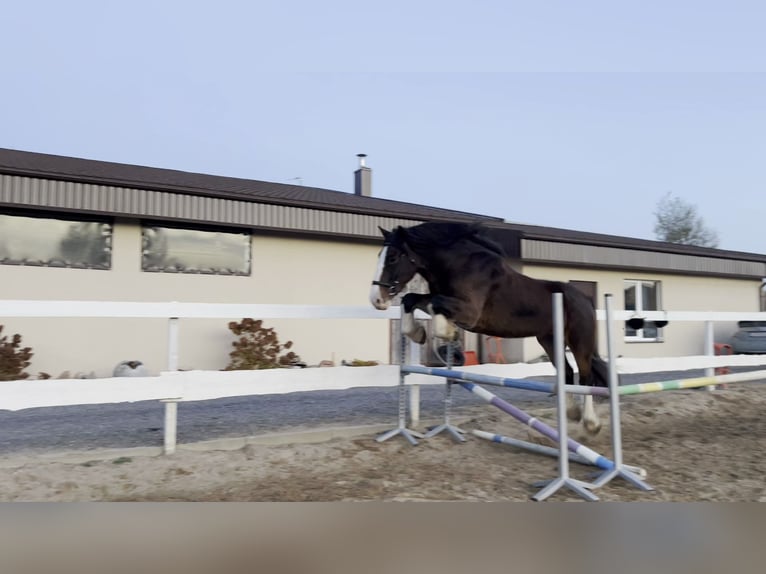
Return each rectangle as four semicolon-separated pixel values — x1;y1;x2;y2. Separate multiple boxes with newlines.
369;221;609;434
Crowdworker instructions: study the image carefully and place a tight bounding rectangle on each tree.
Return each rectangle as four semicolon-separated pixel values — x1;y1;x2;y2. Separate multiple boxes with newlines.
653;192;719;248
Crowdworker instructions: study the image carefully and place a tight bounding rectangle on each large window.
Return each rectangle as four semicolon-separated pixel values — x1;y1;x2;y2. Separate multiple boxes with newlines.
624;279;662;341
142;225;251;275
0;212;111;269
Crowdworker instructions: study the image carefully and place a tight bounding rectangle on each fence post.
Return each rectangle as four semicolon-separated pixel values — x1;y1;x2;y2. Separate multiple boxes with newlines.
161;398;179;455
163;317;181;454
703;320;716;388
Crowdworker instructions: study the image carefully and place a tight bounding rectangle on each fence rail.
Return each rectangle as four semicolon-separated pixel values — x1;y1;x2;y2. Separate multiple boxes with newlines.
3;299;765;321
0;300;402;319
2;300;766;454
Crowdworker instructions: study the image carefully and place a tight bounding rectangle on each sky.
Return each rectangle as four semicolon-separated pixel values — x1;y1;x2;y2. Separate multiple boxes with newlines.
2;1;766;253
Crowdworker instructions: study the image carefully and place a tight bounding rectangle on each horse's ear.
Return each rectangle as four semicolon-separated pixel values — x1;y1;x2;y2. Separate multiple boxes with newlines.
392;226;408;241
378;226;392;240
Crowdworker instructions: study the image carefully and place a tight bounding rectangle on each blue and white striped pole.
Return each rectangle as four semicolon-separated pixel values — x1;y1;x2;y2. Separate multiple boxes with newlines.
457;377;613;471
401;365;610;396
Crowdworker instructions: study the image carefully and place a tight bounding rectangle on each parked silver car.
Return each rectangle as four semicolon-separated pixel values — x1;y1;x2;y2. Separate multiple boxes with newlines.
730;321;766;354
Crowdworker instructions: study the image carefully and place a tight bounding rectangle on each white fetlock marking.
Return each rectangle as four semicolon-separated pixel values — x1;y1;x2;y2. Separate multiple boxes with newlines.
433;314;456;340
401;311;417;336
581;395;600;432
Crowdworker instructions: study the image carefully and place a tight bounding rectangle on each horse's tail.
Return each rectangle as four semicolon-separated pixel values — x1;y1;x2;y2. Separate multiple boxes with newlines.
590;353;611;387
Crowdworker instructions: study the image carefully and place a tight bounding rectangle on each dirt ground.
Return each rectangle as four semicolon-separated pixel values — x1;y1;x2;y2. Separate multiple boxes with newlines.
1;383;764;502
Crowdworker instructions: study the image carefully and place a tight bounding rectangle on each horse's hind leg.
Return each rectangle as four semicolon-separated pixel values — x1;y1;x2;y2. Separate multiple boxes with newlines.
569;344;602;435
536;334;581;422
580;395;600;435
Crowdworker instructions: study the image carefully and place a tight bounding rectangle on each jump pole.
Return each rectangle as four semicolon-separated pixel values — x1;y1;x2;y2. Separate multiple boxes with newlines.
423;340;467;443
530;293;598;501
408;374;619;473
402;365;610;397
590;294;653;492
403;295;601;499
471;429;646;477
617;369;766;395
376;307;424;445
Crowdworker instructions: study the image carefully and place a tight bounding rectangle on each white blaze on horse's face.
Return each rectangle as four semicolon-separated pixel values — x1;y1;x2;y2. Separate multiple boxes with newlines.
369;245;391;310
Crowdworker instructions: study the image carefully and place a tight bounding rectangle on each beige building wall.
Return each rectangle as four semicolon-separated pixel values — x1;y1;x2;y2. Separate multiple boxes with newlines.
519;265;760;362
1;220;390;377
4;217;761;377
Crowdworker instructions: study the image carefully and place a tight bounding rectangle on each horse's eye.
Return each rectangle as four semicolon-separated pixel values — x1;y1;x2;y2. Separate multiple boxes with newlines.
386;252;400;265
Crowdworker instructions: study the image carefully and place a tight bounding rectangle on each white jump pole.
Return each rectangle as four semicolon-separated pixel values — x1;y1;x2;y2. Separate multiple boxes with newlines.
377;307;425;445
590;294;654;492
423;338;466;443
471;429;646;476
531;293;598;502
408;339;421;427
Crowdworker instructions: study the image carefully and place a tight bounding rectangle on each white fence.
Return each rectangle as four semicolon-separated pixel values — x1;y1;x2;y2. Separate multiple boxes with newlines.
2;300;766;454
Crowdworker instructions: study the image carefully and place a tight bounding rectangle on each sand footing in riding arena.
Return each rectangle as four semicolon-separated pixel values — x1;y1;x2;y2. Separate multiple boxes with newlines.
1;382;764;501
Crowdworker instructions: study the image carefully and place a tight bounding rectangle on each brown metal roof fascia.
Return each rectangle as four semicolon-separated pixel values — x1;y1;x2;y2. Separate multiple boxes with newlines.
522;256;766;281
519;238;766;279
0;148;499;224
485;220;766;263
6;149;762;262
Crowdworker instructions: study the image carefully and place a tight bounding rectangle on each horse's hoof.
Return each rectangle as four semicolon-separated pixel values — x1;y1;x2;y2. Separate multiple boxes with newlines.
583;420;602;435
566;405;581;422
408;326;427;345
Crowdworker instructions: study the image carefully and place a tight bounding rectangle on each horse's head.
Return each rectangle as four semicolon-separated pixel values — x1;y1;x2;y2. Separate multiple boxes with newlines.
369;226;419;310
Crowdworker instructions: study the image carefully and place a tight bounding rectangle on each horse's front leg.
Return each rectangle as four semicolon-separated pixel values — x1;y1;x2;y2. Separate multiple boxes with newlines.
400;293;431;344
400;293;475;343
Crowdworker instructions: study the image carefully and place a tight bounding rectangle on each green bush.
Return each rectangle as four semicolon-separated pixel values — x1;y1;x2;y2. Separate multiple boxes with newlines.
225;318;302;370
0;325;33;381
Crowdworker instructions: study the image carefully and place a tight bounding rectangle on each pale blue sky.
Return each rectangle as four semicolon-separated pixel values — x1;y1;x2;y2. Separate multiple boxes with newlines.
2;1;765;253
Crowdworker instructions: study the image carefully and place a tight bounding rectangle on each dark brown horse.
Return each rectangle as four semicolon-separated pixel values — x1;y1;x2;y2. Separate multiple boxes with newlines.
369;221;608;433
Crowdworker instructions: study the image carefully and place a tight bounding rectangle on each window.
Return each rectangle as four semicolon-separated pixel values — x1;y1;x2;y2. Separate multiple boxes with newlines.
142;225;251;275
624;279;662;341
0;212;111;269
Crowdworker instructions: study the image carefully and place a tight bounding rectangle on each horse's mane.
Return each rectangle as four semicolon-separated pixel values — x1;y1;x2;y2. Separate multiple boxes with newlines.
402;222;507;257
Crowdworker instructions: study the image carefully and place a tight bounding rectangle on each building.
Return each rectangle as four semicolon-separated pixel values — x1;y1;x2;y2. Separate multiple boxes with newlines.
1;148;765;376
481;222;766;362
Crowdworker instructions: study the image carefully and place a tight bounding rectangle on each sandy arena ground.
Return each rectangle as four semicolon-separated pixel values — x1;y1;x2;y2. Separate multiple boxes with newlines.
1;383;764;502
